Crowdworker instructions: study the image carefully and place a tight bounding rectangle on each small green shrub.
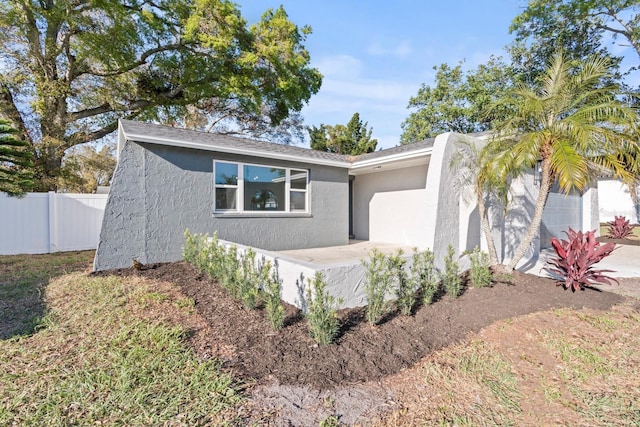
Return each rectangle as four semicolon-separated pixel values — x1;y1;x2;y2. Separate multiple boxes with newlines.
263;260;285;330
468;246;492;288
236;248;260;309
389;250;415;315
411;248;439;305
220;245;241;295
362;249;392;325
305;272;341;345
182;229;200;264
442;244;462;297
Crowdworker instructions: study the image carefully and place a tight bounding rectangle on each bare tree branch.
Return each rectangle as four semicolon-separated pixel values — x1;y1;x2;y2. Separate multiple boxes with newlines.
85;43;186;78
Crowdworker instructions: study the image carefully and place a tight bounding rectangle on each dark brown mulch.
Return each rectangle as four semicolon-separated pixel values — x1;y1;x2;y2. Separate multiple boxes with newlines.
101;262;626;390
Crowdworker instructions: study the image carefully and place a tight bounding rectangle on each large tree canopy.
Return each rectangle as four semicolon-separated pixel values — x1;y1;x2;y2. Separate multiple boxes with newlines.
400;57;516;144
509;0;639;82
309;113;377;155
59;143;116;193
0;0;322;190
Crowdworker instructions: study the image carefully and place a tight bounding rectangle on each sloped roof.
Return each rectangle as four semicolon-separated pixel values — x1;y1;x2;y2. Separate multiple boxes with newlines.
118;120;433;169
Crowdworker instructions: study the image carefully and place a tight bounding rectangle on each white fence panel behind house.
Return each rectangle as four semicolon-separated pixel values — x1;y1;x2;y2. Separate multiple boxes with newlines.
598;179;637;224
0;192;107;255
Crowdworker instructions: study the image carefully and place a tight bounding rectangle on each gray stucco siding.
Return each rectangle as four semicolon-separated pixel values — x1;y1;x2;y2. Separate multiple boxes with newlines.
94;140;349;271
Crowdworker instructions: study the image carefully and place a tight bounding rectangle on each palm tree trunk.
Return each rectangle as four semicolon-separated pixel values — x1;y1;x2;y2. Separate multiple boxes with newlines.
477;186;499;265
629;180;640;224
506;159;553;271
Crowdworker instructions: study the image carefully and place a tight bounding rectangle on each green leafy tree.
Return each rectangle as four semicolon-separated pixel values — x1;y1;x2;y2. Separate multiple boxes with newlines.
309;113;377;155
511;1;640;222
0;1;322;191
400;57;516;144
508;0;639;83
0;119;34;195
492;52;638;271
58;143;116;193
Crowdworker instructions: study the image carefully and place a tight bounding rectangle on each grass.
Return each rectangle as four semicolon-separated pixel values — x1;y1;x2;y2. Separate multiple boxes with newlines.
0;251;95;337
0;251;241;426
3;251;639;426
374;305;640;426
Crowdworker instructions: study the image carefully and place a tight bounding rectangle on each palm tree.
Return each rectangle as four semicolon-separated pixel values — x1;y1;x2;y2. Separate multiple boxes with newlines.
450;137;512;266
492;52;638;271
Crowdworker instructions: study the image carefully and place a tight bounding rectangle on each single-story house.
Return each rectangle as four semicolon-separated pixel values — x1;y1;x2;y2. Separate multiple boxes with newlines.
94;120;600;279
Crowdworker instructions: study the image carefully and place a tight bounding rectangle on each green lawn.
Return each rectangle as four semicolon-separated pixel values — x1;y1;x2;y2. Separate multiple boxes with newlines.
0;251;241;426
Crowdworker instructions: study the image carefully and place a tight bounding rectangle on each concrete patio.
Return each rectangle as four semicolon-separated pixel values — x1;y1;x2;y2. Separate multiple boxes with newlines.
278;240;413;265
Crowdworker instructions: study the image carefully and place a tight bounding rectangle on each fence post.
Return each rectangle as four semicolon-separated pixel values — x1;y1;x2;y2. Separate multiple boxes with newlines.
48;191;57;253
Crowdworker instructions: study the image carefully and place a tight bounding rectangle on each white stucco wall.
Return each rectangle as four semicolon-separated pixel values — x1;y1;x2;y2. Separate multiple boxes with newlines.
368;188;430;247
598;179;637;224
352;164;428;240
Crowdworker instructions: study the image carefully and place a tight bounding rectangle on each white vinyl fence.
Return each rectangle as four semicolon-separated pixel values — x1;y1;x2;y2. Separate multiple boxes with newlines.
0;192;107;255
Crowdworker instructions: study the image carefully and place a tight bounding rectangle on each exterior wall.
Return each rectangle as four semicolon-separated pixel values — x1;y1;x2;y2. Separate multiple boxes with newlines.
598;179;637;224
540;185;583;248
502;174;539;261
0;192;107;255
422;133;469;269
94;140;349;271
368;188;430;247
352;164;428;240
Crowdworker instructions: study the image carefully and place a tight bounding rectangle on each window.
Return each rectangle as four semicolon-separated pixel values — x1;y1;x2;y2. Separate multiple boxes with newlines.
214;162;238;211
214;161;308;214
289;169;307;211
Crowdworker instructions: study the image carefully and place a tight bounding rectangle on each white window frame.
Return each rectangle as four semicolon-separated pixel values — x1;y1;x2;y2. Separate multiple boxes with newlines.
213;161;239;212
213;160;309;215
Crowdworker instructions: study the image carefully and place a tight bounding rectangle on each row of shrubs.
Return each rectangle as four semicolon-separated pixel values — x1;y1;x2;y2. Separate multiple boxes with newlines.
183;230;286;330
361;245;493;326
183;230;495;345
183;229;342;344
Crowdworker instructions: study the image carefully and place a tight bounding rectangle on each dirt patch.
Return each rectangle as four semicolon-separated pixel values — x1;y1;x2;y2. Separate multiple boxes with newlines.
102;262;625;390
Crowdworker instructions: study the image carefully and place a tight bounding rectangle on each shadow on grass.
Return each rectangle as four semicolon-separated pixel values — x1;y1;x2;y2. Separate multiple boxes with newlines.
0;251;95;339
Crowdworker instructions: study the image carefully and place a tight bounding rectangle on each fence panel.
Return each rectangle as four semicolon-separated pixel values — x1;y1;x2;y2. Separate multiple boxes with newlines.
0;192;107;255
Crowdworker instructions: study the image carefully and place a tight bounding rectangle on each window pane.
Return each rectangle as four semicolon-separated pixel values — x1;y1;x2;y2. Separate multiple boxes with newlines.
250;189;280;210
290;169;307;190
215;162;237;185
290;191;306;211
244;165;285;211
215;188;237;210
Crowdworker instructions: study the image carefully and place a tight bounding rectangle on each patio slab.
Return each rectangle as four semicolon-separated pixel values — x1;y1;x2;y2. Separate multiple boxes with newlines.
278;240;413;266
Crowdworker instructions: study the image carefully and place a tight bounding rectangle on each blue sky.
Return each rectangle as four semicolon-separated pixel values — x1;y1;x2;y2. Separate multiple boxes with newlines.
240;1;526;149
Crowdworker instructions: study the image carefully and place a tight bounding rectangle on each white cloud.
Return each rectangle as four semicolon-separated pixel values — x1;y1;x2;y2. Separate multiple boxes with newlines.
366;40;413;57
313;54;363;79
322;78;417;102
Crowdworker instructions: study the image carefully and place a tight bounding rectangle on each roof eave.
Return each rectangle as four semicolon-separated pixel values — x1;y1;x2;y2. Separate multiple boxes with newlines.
349;147;433;172
122;131;352;169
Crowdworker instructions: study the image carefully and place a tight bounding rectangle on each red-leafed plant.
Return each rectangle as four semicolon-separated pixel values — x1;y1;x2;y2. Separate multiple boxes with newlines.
606;215;635;239
545;228;618;292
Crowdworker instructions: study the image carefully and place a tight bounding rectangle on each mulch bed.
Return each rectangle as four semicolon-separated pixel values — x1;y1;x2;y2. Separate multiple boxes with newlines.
102;262;626;390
